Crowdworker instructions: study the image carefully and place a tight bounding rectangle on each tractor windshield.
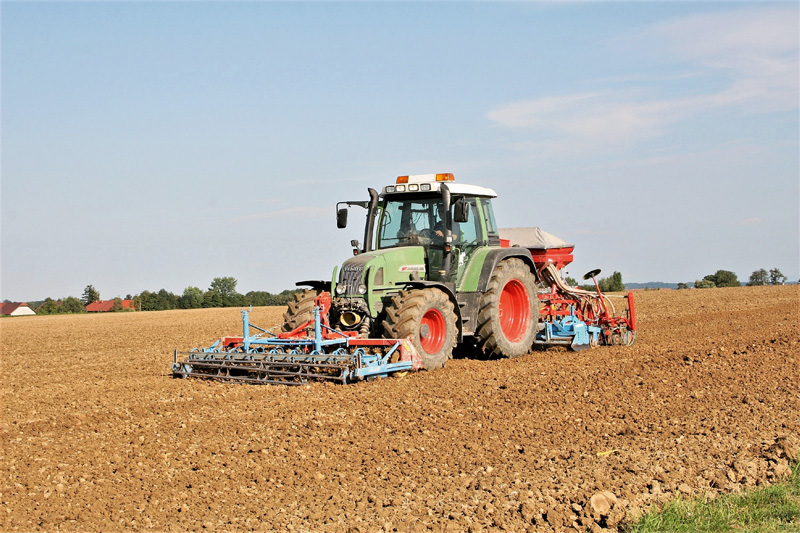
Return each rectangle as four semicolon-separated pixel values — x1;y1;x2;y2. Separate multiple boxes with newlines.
377;197;444;249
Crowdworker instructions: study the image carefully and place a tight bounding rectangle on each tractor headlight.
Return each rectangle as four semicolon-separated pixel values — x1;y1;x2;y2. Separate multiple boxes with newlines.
335;284;346;295
357;284;367;294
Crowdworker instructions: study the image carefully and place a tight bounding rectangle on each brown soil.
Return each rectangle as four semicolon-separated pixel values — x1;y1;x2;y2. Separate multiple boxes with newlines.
1;286;798;532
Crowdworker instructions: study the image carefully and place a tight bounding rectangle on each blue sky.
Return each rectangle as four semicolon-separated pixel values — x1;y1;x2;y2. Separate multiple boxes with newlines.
2;1;798;301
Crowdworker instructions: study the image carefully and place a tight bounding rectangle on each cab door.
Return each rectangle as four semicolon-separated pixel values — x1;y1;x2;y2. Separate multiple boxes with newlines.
451;198;483;284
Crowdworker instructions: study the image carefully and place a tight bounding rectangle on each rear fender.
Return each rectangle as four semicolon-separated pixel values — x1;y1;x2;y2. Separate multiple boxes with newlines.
295;280;332;292
476;249;537;292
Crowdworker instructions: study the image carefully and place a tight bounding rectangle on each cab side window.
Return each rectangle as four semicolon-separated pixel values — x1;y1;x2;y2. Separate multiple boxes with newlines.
479;198;499;242
456;199;481;244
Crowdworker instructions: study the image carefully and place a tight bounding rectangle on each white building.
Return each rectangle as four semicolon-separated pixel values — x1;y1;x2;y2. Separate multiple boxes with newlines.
0;302;37;316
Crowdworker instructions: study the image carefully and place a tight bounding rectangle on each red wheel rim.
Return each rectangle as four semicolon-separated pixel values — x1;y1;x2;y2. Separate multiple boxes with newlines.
419;308;446;354
499;279;530;342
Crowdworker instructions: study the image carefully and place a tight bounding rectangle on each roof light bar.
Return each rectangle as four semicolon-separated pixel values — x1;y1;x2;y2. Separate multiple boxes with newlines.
396;173;455;184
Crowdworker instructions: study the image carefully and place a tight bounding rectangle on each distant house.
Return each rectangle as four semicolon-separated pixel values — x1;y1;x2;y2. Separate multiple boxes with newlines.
0;302;36;316
85;299;136;312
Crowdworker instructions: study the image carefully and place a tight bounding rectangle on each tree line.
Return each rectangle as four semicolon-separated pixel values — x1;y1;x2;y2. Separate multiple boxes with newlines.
560;267;790;292
674;267;788;289
32;277;301;314
18;266;794;315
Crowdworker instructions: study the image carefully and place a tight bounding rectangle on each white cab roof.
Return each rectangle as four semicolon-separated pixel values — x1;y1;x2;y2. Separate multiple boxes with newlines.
381;174;497;198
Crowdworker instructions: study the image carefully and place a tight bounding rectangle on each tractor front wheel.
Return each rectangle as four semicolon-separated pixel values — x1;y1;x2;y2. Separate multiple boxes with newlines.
282;289;321;333
382;289;457;370
476;258;537;358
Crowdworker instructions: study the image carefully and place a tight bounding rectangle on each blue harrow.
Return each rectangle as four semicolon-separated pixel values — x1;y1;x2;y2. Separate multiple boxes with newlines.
172;307;422;385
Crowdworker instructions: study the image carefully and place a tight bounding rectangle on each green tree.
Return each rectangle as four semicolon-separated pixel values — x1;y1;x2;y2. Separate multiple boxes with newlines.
703;270;740;288
564;276;578;287
82;285;100;305
133;289;179;311
37;298;60;315
111;298;124;312
207;277;243;307
62;296;86;313
210;276;237;295
769;268;787;285
695;279;716;289
202;290;222;308
244;291;270;307
179;286;204;309
677;282;689;290
135;290;154;311
599;271;625;292
226;292;245;308
748;269;769;286
155;289;179;310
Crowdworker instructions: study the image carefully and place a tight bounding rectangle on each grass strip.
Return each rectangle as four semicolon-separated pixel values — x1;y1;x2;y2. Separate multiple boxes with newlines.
625;461;800;532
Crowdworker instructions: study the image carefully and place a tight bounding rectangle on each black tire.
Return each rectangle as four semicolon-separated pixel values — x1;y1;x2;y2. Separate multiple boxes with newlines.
475;258;537;358
282;289;320;333
382;288;457;370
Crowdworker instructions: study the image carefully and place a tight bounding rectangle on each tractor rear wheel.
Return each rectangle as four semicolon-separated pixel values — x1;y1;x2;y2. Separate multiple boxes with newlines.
476;258;537;358
282;289;320;333
382;288;457;370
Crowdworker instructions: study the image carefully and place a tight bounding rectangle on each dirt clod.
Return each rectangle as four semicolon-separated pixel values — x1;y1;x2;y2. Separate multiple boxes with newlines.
590;493;612;516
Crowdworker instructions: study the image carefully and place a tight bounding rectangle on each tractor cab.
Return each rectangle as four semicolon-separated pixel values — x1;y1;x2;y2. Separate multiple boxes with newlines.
377;174;500;284
337;173;500;286
378;174;499;243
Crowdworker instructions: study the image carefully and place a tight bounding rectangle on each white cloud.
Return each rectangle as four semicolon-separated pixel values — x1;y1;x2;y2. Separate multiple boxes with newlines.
488;92;694;150
486;5;799;153
486;93;602;129
653;7;798;67
657;7;799;114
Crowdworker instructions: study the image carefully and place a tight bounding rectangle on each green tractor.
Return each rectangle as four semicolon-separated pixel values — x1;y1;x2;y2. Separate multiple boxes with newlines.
284;173;539;370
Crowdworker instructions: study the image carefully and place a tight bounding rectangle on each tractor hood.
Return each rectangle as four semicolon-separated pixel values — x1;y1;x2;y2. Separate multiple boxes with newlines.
335;247;427;295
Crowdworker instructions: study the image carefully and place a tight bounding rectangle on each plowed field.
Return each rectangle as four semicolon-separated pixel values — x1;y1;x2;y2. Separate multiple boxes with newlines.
2;286;798;532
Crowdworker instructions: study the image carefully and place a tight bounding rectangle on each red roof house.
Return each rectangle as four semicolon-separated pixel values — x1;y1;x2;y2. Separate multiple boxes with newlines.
85;299;136;312
0;302;36;316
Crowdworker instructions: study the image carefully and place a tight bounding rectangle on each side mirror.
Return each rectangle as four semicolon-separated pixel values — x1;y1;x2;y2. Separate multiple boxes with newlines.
337;208;348;229
453;199;469;223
